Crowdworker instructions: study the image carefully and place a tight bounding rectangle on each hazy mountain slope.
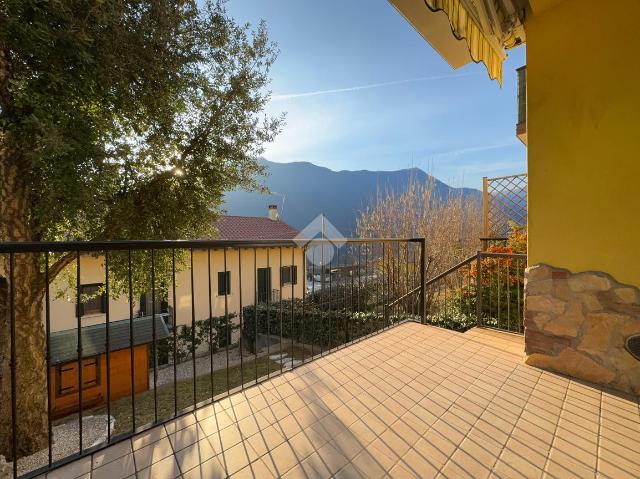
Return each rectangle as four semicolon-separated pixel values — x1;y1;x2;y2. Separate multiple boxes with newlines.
222;159;481;235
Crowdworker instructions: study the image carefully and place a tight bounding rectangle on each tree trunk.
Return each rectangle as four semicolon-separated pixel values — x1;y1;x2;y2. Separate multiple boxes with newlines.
0;151;49;460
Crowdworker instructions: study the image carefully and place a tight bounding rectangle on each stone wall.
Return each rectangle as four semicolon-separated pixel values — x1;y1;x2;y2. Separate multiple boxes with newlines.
524;264;640;395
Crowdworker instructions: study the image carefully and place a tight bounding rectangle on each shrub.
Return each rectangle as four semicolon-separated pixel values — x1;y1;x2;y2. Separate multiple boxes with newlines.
241;299;414;353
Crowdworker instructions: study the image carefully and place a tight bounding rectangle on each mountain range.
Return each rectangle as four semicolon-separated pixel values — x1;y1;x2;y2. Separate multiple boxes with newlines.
222;159;481;235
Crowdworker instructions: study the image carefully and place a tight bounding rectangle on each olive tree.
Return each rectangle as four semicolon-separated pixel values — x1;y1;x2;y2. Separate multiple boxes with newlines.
0;0;282;459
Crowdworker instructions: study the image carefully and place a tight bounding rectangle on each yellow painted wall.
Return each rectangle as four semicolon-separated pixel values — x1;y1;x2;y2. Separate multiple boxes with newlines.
46;247;305;332
526;0;640;287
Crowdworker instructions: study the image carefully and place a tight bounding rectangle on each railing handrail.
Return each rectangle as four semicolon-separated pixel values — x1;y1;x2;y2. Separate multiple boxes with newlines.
386;286;420;308
479;252;527;260
424;254;478;287
424;251;527;287
0;237;424;253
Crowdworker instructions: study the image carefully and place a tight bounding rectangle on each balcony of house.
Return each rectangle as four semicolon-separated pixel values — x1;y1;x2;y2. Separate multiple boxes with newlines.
1;239;639;478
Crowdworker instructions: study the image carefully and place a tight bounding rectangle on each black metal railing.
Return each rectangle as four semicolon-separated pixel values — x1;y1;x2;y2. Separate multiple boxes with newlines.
0;237;425;478
424;251;527;334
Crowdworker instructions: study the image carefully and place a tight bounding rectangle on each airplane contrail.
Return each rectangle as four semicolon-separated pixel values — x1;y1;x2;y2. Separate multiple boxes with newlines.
270;72;481;101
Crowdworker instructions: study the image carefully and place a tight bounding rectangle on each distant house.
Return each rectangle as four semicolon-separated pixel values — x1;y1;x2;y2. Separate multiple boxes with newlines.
44;206;304;416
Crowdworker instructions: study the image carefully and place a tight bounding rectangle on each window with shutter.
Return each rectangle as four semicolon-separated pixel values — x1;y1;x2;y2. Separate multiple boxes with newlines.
78;283;105;316
280;265;297;285
217;271;231;295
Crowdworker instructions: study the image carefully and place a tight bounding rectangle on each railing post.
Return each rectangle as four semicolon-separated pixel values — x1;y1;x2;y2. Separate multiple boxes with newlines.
476;251;483;326
482;177;489;245
419;238;426;324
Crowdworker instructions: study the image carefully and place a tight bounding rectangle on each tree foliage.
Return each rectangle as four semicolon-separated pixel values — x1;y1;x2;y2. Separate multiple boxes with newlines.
1;0;281;244
0;0;282;461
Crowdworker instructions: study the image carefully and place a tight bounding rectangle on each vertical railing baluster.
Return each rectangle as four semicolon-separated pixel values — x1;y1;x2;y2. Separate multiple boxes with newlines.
349;245;354;339
266;247;271;377
320;242;325;356
45;252;53;467
497;257;501;329
190;248;196;408
290;246;295;369
517;258;522;333
395;242;400;322
128;250;135;431
278;246;283;372
9;253;17;478
301;245;306;364
444;268;448;325
328;246;333;349
151;250;158;422
238;248;244;386
405;243;409;320
419;239;426;323
76;251;83;453
207;249;213;398
357;244;361;338
476;252;482;327
342;246;347;344
253;247;258;384
223;248;229;392
105;251;111;442
507;258;511;332
311;244;315;359
383;242;387;327
172;249;177;417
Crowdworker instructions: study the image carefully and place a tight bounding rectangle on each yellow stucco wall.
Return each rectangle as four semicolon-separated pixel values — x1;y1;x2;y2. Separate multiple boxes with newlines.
46;247;305;332
526;0;640;287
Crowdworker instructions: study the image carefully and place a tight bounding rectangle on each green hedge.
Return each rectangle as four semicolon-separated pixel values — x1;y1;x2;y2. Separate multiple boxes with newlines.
241;299;415;353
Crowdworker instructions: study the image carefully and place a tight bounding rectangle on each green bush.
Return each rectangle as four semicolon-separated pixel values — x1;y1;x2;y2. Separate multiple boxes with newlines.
154;314;239;366
241;299;415;353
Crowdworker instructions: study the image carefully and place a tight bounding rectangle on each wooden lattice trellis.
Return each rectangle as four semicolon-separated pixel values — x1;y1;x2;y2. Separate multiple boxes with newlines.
483;173;527;237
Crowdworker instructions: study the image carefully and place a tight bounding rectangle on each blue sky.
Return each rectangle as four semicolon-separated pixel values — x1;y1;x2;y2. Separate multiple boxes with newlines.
226;0;527;189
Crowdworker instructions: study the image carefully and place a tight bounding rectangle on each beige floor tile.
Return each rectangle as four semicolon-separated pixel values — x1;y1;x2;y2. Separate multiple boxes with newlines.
165;413;197;435
288;431;318;461
92;440;132;469
46;456;92;479
91;453;136;479
366;438;402;472
297;452;333;478
331;430;366;460
218;440;260;476
265;439;301;476
168;422;207;451
401;447;441;478
181;455;226;479
441;448;492;479
241;425;283;459
133;436;174;470
315;442;350;474
379;427;412;457
231;458;278;479
174;437;216;472
219;425;245;451
137;455;181;479
333;463;365;479
131;425;167;450
43;324;640;479
545;448;596;479
275;414;304;438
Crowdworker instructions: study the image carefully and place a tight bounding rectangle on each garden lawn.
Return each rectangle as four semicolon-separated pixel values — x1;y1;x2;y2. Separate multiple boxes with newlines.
90;356;282;435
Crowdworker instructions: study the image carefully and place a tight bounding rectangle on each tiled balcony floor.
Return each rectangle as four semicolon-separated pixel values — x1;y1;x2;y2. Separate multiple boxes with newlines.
45;322;640;479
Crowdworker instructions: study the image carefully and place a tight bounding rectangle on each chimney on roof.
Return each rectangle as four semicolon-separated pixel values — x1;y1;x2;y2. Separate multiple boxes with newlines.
268;204;279;221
